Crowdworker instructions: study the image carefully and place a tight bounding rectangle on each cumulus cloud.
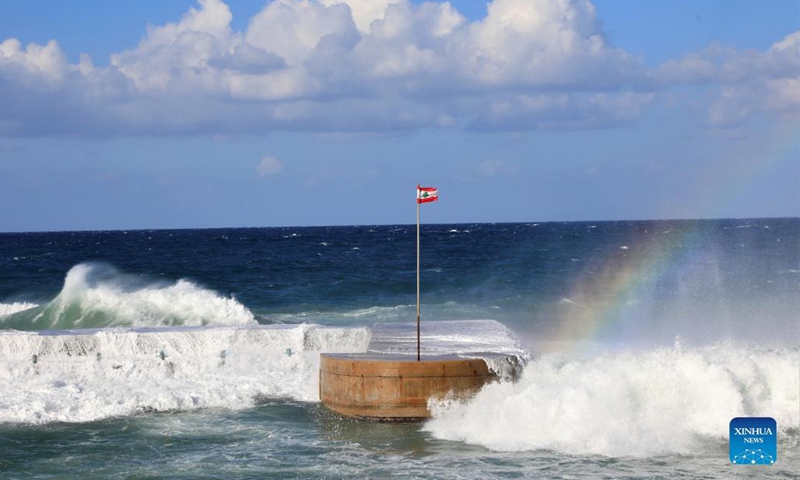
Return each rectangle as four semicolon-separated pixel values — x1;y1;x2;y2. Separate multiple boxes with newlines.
658;32;800;127
208;43;286;74
320;0;405;34
256;156;283;177
0;0;795;136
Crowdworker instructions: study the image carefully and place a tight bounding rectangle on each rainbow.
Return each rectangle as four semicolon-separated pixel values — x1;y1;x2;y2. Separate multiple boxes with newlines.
545;226;689;348
545;124;799;350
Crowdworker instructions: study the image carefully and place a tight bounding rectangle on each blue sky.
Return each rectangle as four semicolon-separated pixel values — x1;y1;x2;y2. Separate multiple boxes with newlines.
0;0;798;232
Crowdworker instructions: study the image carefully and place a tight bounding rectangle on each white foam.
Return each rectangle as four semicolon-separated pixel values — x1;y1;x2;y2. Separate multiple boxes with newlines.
9;263;257;329
368;320;529;379
270;304;415;324
271;304;511;328
0;319;529;424
0;302;38;317
78;277;256;327
0;324;370;424
425;343;800;457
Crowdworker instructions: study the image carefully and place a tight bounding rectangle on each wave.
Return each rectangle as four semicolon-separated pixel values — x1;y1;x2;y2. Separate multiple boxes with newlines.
0;263;257;330
0;302;39;317
0;324;370;424
269;302;507;326
425;342;799;457
269;304;415;324
0;319;529;424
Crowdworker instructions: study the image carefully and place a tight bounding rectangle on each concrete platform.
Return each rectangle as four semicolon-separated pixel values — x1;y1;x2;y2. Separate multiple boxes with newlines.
319;353;496;421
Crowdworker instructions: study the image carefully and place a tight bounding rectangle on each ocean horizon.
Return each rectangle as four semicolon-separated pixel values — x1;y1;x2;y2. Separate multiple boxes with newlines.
4;215;798;235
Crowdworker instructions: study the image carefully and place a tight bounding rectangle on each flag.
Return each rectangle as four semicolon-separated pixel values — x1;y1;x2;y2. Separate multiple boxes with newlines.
416;185;438;204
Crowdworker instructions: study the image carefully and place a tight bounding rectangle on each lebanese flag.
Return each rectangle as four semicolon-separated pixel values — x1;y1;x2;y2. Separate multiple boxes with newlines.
417;185;438;204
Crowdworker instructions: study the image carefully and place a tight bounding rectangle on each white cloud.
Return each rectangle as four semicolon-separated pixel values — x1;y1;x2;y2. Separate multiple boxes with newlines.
208;43;286;74
109;0;235;92
658;32;800;84
471;92;657;131
0;38;68;88
320;0;406;34
256;156;283;177
460;0;638;87
0;0;795;136
658;31;800;127
246;0;356;69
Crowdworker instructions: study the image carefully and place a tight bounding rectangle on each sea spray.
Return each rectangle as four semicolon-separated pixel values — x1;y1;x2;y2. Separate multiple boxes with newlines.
0;324;370;424
0;221;797;478
0;319;534;424
0;302;38;317
367;320;530;379
0;263;257;330
425;342;799;457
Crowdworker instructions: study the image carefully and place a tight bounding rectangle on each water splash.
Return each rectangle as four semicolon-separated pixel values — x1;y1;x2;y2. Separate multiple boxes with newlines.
0;263;256;330
0;302;39;317
426;342;800;457
0;324;371;424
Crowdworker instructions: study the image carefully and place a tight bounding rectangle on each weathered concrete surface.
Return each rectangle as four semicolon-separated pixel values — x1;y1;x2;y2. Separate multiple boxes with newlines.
319;353;496;421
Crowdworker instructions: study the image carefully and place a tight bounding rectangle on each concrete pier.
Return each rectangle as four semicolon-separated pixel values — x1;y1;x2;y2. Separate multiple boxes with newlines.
319;353;496;421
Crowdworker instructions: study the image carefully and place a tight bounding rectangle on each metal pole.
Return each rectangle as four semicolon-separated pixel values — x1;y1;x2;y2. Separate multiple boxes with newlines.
416;198;421;362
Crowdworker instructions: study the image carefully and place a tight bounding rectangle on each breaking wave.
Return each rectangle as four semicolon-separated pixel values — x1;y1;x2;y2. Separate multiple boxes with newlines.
0;263;256;330
0;319;531;425
0;324;370;424
426;342;799;457
0;302;39;317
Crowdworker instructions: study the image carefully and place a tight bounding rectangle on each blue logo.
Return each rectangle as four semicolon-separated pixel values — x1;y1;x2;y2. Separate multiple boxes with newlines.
729;417;777;465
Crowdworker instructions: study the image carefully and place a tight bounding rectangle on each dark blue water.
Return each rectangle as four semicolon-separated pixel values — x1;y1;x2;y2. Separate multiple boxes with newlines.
0;219;798;478
2;219;798;334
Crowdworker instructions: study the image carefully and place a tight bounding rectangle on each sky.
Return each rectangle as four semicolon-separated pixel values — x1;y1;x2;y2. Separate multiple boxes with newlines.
0;0;798;232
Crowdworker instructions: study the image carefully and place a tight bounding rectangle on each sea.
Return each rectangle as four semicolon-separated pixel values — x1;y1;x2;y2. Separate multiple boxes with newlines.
0;218;798;479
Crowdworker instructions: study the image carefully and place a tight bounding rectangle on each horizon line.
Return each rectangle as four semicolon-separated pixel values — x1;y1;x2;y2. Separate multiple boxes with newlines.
1;215;797;235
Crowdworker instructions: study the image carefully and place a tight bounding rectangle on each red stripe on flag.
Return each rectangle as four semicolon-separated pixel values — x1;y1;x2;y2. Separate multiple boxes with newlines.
416;184;438;203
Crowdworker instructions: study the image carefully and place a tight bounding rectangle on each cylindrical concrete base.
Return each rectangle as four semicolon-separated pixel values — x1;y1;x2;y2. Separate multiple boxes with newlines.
319;353;495;422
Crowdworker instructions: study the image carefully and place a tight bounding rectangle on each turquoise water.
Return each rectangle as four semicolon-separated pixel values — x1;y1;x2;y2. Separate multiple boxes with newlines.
2;404;796;479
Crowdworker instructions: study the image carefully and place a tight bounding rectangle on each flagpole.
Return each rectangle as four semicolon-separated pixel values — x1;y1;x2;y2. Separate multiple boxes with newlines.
416;195;421;362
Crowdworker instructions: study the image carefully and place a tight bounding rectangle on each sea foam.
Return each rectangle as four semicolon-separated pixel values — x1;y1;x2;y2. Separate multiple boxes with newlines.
425;342;799;457
0;319;530;424
368;320;529;380
0;324;370;424
0;302;39;317
0;263;256;330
